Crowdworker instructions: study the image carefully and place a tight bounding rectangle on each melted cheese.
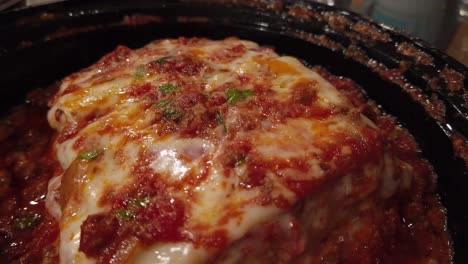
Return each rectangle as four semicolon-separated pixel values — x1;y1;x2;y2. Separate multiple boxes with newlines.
46;38;405;263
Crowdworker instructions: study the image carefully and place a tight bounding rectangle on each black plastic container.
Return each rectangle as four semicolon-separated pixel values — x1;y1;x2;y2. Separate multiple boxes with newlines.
0;0;466;262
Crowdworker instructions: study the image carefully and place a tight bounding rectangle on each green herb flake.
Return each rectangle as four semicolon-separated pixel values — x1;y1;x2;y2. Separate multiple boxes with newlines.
226;88;255;104
115;210;135;221
128;198;151;209
135;65;145;79
155;99;172;108
76;149;104;161
227;153;248;168
164;108;185;120
154;56;172;65
159;83;179;94
13;214;41;231
215;111;227;134
234;154;247;167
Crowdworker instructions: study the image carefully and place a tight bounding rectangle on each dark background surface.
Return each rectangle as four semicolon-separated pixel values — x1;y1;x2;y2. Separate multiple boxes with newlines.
0;0;466;262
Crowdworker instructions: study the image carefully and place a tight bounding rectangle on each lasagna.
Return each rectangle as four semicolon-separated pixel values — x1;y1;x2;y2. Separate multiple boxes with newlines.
0;38;451;263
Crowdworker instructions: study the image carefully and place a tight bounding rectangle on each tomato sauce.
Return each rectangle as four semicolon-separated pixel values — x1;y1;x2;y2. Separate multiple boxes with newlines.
0;64;452;263
312;67;452;264
0;87;61;263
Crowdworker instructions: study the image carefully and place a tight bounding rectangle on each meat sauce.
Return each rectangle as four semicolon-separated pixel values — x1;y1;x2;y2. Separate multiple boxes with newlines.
0;87;61;263
311;68;452;264
0;66;451;263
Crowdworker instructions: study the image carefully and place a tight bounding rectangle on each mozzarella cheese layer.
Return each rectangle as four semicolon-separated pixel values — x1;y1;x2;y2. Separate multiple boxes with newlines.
46;38;405;263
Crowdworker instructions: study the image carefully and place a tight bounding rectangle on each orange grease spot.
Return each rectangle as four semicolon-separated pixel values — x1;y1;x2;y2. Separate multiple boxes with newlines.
189;49;206;57
254;57;299;75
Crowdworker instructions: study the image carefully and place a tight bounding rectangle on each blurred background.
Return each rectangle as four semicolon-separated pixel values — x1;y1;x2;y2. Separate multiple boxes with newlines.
1;0;468;66
320;0;468;66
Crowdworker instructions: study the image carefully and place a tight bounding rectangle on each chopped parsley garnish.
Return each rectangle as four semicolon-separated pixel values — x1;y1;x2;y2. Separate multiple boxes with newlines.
13;214;41;231
155;99;172;108
135;65;145;79
128;198;151;209
215;111;227;133
76;149;104;161
234;154;247;167
226;153;248;168
226;87;255;104
115;198;151;221
115;210;135;221
164;108;185;120
159;83;179;94
153;56;172;65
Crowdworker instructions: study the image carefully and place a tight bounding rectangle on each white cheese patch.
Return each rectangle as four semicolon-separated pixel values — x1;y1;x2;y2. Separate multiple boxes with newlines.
45;37;395;263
